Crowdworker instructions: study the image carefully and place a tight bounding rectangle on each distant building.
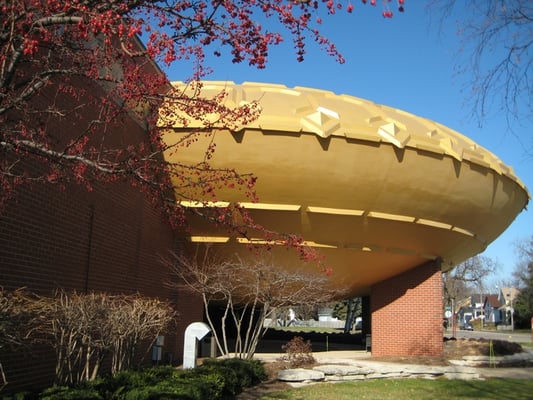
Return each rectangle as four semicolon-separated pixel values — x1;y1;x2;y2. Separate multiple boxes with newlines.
457;293;491;325
456;288;520;328
497;287;520;326
483;294;503;324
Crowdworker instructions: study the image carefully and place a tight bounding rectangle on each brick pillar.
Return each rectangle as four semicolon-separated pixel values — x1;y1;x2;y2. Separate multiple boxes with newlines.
370;260;443;356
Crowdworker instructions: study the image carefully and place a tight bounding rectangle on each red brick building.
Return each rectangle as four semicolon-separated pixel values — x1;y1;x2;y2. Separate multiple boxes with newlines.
1;60;529;395
0;55;203;393
0;178;204;393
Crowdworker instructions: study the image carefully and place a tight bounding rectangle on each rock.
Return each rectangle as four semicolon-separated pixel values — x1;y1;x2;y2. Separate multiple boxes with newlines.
451;351;533;367
313;364;374;376
278;368;325;382
444;372;481;380
325;374;367;381
366;372;405;379
448;359;470;366
274;353;522;385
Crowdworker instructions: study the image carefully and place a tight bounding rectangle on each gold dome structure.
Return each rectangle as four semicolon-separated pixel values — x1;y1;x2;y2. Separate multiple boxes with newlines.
161;81;529;357
162;81;529;297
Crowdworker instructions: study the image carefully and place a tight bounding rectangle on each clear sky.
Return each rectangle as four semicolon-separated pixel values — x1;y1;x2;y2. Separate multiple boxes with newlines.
165;3;532;285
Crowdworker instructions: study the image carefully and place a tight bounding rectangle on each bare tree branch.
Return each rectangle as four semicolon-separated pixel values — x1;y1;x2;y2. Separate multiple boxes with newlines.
429;0;532;140
165;245;346;359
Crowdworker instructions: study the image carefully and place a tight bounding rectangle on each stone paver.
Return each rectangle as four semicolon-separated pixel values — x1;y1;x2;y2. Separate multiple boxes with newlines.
313;364;373;376
278;368;324;382
280;362;481;383
450;349;533;367
254;349;533;385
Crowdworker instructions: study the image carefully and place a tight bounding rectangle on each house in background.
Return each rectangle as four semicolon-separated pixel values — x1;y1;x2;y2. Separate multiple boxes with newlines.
457;293;497;327
462;293;489;322
455;296;475;327
457;288;520;330
483;294;503;324
497;287;520;328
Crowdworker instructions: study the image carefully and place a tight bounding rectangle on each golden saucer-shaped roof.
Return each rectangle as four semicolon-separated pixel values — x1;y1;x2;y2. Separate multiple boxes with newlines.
161;81;529;296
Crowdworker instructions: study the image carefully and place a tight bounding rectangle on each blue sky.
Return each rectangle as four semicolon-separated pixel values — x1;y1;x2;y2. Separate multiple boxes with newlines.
165;3;532;284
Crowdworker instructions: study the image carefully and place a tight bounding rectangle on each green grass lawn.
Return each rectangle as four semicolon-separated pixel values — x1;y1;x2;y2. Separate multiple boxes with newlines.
261;378;533;400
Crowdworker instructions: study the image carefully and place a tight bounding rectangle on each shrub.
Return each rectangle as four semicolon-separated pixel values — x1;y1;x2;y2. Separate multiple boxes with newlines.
10;359;267;400
91;366;221;400
169;368;226;400
204;358;267;387
39;385;103;400
0;392;37;400
199;358;267;396
118;360;266;399
279;336;315;368
102;365;177;394
117;377;219;400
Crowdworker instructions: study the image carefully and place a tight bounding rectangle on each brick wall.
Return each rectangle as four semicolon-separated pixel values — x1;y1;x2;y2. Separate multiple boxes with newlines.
370;260;443;356
0;47;207;394
0;175;203;393
0;86;205;393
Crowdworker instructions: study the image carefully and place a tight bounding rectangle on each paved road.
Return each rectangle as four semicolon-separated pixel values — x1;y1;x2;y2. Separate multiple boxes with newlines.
445;328;532;343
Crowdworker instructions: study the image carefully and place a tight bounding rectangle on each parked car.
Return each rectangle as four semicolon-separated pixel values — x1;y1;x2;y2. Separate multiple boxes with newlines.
461;322;474;331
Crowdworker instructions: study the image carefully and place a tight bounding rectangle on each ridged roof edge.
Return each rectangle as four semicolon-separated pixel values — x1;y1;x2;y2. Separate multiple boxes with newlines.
168;80;529;197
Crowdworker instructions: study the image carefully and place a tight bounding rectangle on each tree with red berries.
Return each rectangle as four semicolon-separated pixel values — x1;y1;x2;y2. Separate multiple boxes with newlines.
0;0;406;254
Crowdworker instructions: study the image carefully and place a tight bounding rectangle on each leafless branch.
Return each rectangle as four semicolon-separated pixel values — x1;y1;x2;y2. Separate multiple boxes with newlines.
165;245;346;359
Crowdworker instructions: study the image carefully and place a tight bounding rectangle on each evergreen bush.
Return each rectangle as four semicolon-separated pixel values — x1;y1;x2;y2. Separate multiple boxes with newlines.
39;384;104;400
11;359;267;400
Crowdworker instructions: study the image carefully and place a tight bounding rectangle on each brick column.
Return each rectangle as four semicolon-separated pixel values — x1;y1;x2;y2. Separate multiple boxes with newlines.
370;260;443;356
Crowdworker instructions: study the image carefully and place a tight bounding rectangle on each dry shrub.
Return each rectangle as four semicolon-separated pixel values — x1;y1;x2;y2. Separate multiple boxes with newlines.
278;336;315;368
0;288;37;349
0;288;176;386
